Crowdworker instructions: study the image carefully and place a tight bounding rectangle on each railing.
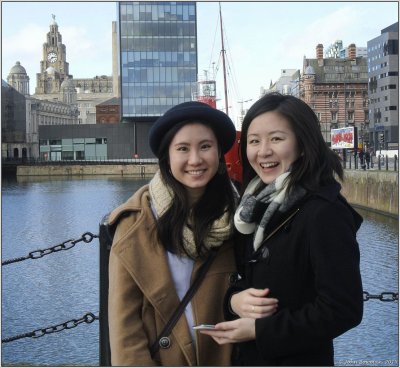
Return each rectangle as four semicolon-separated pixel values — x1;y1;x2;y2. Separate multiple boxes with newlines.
2;157;158;166
341;153;398;171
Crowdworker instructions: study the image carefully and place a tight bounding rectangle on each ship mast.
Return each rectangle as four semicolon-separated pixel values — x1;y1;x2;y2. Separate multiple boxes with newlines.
219;2;229;116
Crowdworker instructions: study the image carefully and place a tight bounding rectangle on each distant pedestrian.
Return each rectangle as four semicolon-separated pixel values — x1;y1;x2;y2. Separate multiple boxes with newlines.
370;150;375;168
359;150;365;168
365;151;371;169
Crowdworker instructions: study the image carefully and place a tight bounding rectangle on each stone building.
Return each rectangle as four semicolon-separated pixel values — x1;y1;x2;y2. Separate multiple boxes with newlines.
2;76;79;159
300;43;369;147
260;69;301;97
6;61;30;96
33;15;119;124
3;15;119;160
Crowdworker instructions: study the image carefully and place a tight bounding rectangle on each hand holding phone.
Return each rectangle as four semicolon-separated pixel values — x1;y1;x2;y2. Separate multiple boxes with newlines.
192;324;215;330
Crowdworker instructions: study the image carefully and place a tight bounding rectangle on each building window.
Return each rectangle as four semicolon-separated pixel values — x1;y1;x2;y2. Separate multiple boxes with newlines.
385;39;399;55
347;111;354;122
331;112;337;121
61;151;74;160
119;2;197;117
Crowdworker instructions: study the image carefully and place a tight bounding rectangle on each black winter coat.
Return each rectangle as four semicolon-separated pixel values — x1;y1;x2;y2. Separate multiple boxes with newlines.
226;181;363;366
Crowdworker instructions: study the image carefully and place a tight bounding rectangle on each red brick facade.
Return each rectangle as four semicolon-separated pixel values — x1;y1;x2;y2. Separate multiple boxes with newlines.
96;97;120;124
300;44;369;147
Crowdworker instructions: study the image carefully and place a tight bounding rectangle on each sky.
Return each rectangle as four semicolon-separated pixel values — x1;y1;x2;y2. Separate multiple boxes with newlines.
1;1;399;124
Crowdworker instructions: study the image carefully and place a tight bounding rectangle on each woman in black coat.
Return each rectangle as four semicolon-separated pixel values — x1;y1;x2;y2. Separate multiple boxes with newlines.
200;93;363;366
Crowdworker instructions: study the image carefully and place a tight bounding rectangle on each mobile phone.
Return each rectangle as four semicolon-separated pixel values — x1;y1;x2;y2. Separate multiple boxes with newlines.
192;324;215;330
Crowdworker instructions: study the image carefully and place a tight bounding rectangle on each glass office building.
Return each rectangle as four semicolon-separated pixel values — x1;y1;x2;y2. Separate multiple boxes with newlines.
118;2;197;119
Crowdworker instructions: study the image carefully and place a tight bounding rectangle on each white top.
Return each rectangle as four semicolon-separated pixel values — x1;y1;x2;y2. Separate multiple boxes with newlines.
167;251;196;341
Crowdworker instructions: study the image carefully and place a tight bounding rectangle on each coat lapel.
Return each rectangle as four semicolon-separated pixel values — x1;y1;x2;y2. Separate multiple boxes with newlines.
109;186;197;364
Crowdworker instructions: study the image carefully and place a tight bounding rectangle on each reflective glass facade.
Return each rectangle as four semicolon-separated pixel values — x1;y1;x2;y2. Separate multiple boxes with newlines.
119;2;197;118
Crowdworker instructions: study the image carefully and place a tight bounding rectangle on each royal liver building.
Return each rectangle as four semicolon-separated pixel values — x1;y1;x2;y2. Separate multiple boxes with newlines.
3;15;118;159
33;15;119;124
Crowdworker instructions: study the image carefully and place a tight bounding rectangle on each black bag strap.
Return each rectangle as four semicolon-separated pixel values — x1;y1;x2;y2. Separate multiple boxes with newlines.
150;249;218;358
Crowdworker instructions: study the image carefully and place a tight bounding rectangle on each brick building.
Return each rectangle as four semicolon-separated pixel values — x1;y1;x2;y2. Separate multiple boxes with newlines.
96;97;120;124
300;44;369;147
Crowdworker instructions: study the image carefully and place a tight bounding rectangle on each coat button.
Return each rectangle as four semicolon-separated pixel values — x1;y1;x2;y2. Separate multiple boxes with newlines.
261;247;269;260
229;272;239;284
159;337;171;349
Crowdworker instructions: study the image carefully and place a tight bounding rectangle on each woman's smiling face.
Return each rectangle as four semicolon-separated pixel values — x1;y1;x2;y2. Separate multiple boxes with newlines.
168;122;220;203
246;110;300;184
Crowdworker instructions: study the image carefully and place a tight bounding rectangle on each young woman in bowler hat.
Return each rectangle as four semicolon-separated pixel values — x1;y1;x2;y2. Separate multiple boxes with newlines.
107;101;279;366
200;93;364;366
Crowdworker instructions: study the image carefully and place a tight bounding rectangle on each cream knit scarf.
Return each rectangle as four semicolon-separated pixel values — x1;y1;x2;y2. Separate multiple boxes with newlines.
149;170;233;259
234;172;306;251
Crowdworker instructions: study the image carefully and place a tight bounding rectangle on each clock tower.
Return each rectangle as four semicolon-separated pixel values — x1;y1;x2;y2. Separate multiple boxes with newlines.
35;14;72;95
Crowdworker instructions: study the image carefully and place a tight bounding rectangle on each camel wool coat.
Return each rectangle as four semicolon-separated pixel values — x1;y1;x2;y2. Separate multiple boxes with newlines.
108;185;236;366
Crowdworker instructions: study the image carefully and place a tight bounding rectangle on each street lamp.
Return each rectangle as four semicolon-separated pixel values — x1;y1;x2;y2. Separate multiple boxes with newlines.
237;99;252;129
238;99;252;116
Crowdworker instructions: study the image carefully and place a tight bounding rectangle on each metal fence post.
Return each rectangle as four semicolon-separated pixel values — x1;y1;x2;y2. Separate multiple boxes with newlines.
99;214;113;366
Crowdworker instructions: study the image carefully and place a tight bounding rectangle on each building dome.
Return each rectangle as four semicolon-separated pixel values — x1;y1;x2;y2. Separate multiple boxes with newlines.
61;77;75;89
305;65;315;75
7;61;30;95
10;61;27;75
60;77;77;105
45;66;58;75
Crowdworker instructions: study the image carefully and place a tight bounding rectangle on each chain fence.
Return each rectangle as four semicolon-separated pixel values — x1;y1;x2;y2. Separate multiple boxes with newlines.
1;231;398;344
2;312;98;343
2;232;98;266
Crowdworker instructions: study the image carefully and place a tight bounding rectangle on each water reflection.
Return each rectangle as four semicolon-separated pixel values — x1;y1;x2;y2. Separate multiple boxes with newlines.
1;176;398;366
334;207;398;366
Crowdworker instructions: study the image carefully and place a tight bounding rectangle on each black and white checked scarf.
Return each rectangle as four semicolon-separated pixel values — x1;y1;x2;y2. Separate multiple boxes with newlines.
234;172;306;251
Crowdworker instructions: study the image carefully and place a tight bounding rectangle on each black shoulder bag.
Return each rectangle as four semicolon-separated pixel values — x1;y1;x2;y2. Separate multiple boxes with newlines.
150;249;218;358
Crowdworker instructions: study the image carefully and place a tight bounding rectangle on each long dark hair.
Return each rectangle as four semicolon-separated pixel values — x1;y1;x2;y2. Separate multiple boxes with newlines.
155;120;236;259
240;92;343;193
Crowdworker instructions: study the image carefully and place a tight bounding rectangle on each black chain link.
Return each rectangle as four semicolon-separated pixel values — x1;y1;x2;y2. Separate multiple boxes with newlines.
2;312;98;343
1;232;98;266
1;229;398;347
363;291;399;302
2;291;398;344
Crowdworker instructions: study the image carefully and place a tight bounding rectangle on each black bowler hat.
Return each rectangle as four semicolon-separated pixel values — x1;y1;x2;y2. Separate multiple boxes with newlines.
149;101;236;157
